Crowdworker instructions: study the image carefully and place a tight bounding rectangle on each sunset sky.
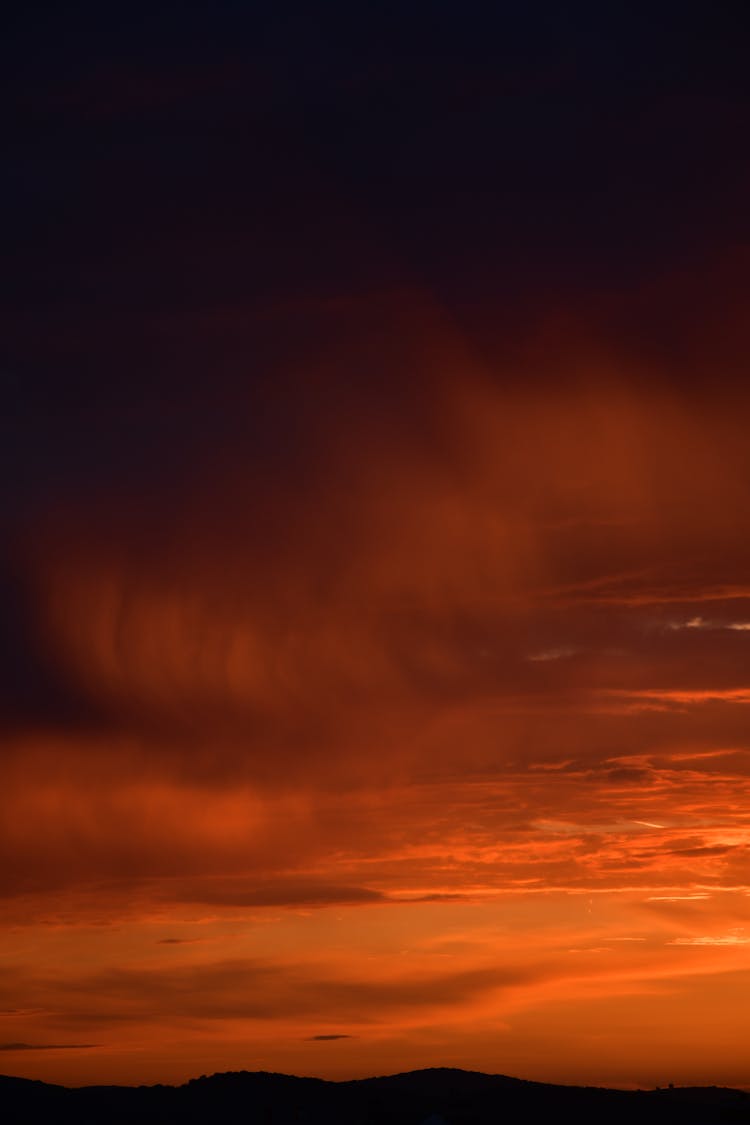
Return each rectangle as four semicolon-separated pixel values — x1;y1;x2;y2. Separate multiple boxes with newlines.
3;4;750;1092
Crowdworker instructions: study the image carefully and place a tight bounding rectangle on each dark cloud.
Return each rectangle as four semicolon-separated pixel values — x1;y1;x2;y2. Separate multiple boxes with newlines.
306;1034;354;1041
0;561;103;734
170;881;388;909
400;894;471;904
0;1042;97;1051
605;768;653;784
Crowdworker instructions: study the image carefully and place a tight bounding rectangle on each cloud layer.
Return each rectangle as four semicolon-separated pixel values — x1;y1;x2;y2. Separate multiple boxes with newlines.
3;2;750;1091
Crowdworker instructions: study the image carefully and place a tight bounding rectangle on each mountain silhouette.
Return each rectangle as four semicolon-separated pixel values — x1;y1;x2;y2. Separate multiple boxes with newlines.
2;1066;749;1125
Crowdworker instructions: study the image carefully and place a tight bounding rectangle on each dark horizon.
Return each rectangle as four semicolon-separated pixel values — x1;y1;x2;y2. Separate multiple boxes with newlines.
4;1064;750;1125
3;1062;750;1093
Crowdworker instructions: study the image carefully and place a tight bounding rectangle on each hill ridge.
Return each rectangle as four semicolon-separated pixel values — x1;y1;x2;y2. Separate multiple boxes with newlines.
2;1065;749;1125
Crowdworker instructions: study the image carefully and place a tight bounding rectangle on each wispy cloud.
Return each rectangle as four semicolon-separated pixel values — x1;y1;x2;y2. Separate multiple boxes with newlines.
667;932;750;946
527;647;578;662
305;1034;354;1041
668;616;750;632
0;1042;97;1051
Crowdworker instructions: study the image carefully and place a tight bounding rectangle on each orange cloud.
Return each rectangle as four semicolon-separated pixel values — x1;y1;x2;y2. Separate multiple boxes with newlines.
3;293;750;1087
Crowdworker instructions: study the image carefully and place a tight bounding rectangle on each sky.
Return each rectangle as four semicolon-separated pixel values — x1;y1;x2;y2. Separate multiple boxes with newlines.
2;1;750;1091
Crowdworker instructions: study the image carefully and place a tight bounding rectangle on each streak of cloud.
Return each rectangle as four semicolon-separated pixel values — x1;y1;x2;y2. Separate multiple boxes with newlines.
0;1042;98;1051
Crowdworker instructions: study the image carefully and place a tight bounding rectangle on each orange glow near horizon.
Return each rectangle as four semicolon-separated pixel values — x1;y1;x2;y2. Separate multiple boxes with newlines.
3;294;750;1090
